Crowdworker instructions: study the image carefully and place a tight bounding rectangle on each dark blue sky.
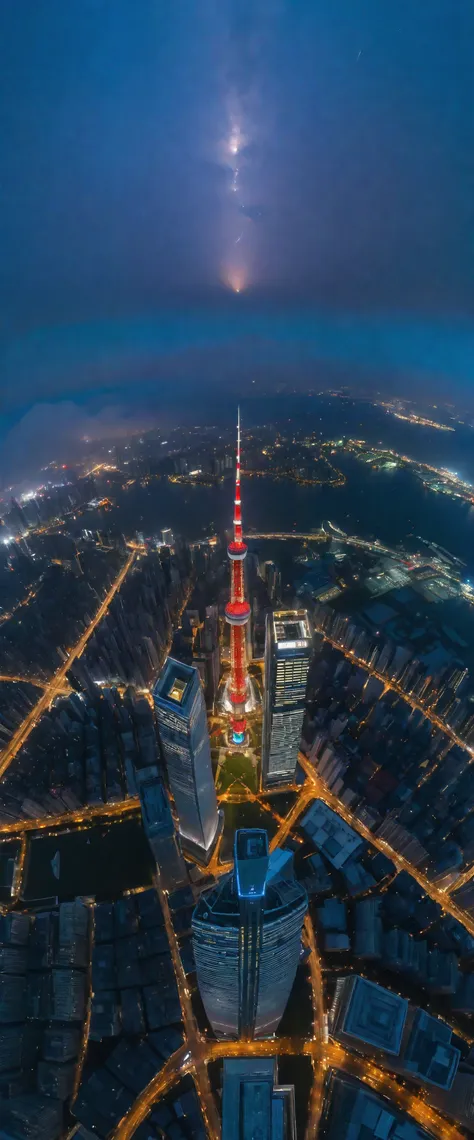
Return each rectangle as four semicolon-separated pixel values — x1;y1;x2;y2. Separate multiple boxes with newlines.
0;0;473;477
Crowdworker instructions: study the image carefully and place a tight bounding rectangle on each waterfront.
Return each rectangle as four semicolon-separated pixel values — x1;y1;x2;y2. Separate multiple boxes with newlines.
83;454;474;570
23;816;154;901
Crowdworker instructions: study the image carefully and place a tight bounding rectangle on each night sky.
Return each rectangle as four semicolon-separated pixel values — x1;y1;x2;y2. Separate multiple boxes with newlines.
0;1;473;478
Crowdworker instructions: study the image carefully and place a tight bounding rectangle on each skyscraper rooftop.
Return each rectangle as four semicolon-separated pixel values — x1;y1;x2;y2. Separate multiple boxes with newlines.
235;829;269;898
332;976;408;1055
272;612;312;647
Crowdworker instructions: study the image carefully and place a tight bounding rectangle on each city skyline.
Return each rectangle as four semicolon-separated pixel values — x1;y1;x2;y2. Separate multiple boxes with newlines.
1;408;474;1137
0;1;472;1135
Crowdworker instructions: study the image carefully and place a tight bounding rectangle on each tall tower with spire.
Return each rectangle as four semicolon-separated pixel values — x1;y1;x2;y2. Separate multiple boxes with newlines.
225;408;251;745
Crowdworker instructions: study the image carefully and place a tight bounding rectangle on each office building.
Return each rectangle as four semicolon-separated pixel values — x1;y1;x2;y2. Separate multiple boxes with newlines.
161;528;174;547
222;1057;296;1140
300;800;364;868
262;610;313;788
154;657;221;863
193;605;220;709
326;1075;432;1140
139;776;188;892
262;561;281;602
52;969;86;1021
331;975;408;1055
266;847;294;884
192;829;307;1038
402;1009;460;1090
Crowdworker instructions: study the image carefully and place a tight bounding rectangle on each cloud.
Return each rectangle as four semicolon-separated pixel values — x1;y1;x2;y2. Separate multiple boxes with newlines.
0;401;151;485
2;308;474;410
1;304;474;485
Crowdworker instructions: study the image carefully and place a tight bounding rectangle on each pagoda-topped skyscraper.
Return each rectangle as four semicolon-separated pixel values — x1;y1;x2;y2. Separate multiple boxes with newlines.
225;408;252;745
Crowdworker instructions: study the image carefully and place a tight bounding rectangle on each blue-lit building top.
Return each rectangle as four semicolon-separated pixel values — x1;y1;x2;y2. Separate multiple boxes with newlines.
234;829;269;898
192;828;307;1039
154;657;219;859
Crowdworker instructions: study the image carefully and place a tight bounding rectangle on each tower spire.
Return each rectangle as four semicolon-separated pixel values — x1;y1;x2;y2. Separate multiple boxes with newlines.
234;406;242;543
225;407;251;744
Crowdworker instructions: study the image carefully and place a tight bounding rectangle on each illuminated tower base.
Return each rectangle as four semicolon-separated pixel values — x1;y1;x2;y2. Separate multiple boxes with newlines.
225;598;251;745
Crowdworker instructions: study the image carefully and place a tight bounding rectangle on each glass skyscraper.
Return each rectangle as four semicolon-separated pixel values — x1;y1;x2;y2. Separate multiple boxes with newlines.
154;657;221;863
262;610;313;789
192;829;307;1039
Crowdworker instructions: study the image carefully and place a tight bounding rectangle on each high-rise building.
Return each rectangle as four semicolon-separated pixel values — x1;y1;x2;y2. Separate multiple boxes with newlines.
262;561;280;602
161;528;174;547
222;1057;296;1140
139;775;188;892
192;829;307;1038
262;610;313;788
225;409;251;745
154;657;221;863
6;498;28;537
193;605;220;709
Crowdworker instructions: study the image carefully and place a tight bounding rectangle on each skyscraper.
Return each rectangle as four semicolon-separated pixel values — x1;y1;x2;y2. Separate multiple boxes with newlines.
262;561;280;602
139;775;188;893
192;829;307;1038
225;408;251;745
222;1057;297;1140
193;605;220;709
154;657;221;864
262;610;313;789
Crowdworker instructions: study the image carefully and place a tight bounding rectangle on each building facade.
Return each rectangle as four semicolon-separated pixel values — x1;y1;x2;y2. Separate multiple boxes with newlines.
222;1057;296;1140
154;657;220;862
262;610;313;788
138;775;188;893
192;829;307;1038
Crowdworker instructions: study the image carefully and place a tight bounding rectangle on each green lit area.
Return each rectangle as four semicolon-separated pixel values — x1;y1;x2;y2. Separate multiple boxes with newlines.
216;750;258;795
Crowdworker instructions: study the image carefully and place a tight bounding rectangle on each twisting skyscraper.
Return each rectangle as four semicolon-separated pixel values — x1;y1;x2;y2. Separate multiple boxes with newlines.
225;408;251;745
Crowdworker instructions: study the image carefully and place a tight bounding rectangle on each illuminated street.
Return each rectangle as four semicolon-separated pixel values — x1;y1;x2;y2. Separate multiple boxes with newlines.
303;915;326;1140
326;1042;465;1140
113;868;221;1140
108;736;474;1139
0;796;140;839
313;625;474;759
3;525;472;1137
3;491;473;1138
298;752;474;938
0;551;136;780
0;674;62;689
